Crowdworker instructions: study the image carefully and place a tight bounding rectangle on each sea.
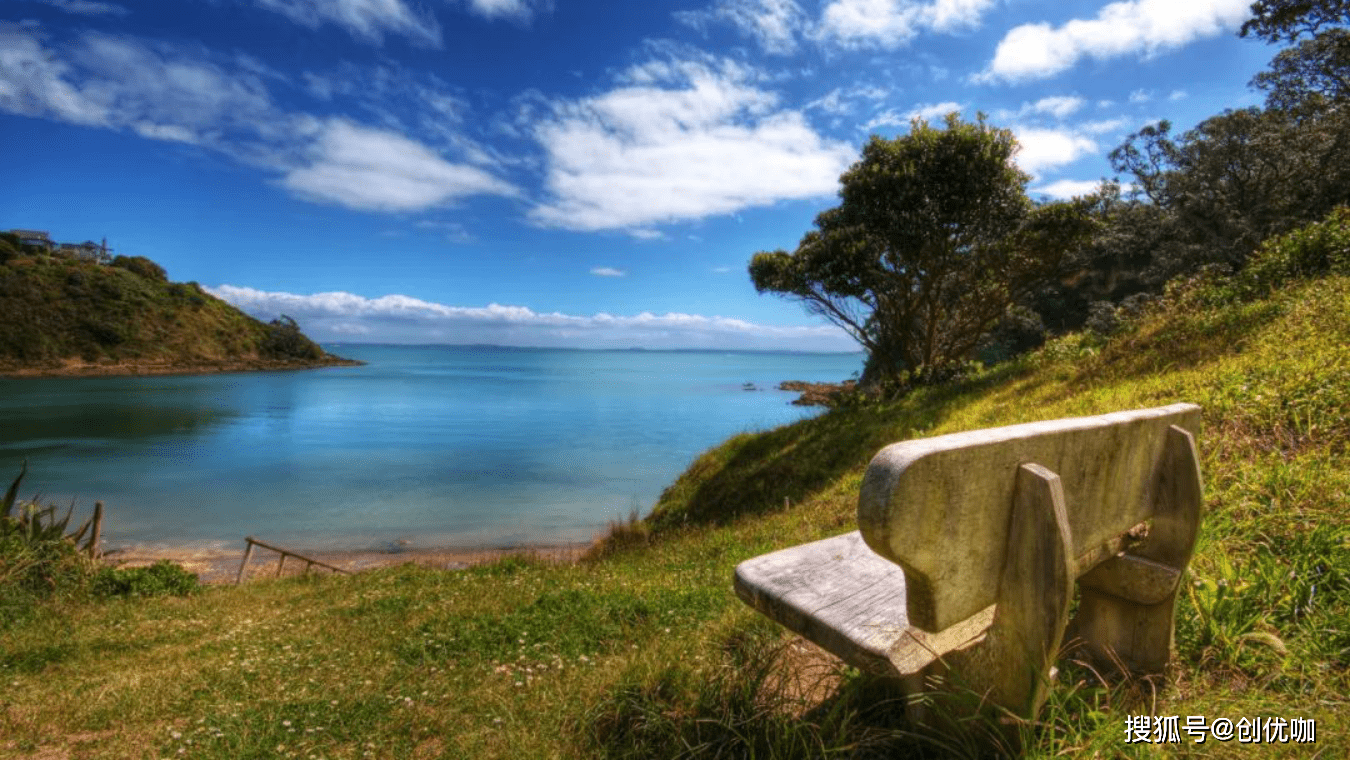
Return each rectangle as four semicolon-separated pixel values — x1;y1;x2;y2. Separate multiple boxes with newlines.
0;345;862;552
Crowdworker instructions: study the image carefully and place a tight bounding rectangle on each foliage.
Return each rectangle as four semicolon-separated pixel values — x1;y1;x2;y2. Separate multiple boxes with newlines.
750;114;1096;386
261;314;326;360
1242;205;1350;292
110;254;168;282
1109;107;1350;275
92;560;199;598
1241;0;1350;43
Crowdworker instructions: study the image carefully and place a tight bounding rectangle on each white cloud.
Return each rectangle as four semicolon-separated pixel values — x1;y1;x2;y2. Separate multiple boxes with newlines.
1080;117;1130;134
1030;178;1102;199
996;95;1085;121
0;25;276;141
805;84;889;116
282;118;520;212
591;267;625;277
529;57;856;232
35;0;129;16
254;0;441;46
206;285;857;350
0;26;517;214
465;0;549;23
678;0;807;55
814;0;923;49
813;0;996;50
926;0;997;31
1012;126;1096;175
862;100;962;131
1168;89;1188;101
983;0;1251;82
1129;88;1152;103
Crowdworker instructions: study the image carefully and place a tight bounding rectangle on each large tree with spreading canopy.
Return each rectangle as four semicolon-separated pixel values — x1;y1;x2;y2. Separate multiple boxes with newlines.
749;115;1096;386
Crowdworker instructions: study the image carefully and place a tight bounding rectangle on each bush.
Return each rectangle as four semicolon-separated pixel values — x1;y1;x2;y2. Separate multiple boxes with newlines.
110;255;168;282
92;560;198;598
1242;206;1350;293
261;314;325;360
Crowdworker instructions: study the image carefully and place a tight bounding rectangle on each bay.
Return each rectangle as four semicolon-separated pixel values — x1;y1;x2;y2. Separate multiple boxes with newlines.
0;345;861;551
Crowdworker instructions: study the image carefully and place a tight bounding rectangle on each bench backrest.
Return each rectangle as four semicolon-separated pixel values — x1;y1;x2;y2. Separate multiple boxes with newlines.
857;403;1202;632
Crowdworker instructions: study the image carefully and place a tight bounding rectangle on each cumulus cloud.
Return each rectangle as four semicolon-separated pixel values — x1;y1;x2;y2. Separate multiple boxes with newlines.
253;0;441;46
206;285;856;350
282;118;520;211
813;0;997;50
590;267;625;277
983;0;1251;82
1030;178;1102;199
1011;126;1097;175
677;0;808;55
528;57;856;232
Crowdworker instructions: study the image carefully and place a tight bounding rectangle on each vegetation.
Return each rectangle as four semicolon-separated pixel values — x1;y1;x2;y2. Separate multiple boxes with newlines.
749;115;1096;387
0;237;348;373
3;239;1347;757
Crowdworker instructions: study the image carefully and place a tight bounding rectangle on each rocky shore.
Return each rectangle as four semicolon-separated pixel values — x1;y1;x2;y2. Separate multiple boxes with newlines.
778;379;856;406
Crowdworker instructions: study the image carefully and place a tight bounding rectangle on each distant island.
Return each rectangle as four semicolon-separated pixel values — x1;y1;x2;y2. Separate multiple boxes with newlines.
0;230;360;377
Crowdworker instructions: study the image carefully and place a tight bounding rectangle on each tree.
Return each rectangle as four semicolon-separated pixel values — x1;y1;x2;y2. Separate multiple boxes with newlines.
1241;1;1350;43
749;115;1096;386
1110;106;1350;272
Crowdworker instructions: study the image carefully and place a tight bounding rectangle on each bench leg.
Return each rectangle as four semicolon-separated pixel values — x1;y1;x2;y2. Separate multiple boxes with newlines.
920;463;1075;722
1070;425;1204;675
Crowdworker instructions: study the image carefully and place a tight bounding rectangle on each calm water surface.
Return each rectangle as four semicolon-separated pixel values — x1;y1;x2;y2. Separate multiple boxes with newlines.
0;346;861;551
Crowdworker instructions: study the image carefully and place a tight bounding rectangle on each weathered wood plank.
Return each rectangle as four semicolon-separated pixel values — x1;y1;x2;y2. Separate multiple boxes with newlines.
734;531;910;675
857;403;1201;632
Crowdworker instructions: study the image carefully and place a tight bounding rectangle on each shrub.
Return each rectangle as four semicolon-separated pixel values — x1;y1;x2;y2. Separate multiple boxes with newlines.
1242;206;1350;293
261;314;325;360
93;560;199;598
111;255;168;282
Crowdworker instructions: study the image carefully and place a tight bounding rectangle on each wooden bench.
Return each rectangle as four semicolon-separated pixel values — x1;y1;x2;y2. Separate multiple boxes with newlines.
734;404;1203;720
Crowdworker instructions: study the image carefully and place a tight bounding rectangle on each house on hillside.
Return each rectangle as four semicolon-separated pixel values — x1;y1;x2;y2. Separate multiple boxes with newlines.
8;229;55;251
57;239;112;263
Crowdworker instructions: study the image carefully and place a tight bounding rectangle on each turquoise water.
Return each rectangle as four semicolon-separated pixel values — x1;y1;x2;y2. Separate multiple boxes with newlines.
0;345;861;551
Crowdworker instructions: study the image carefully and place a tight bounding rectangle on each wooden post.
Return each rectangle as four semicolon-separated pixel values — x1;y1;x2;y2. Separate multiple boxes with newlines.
236;539;256;585
275;553;287;577
88;501;104;559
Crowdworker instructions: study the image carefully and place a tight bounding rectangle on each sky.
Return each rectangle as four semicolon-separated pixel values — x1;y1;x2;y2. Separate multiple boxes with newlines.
0;0;1277;350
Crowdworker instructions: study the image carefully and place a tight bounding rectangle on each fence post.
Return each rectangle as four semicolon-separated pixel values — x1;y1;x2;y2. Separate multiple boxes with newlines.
237;539;256;585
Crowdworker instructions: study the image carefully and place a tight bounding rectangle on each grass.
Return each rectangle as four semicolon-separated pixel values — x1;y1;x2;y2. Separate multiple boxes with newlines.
3;274;1348;758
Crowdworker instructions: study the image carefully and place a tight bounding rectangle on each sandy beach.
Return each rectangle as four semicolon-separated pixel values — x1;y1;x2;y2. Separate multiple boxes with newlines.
101;539;593;585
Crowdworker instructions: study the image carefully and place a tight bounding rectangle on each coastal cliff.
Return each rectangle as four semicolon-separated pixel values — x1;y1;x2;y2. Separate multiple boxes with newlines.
0;238;357;376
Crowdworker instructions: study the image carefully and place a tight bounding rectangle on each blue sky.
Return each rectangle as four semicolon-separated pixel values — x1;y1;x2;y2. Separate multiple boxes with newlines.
1;0;1274;350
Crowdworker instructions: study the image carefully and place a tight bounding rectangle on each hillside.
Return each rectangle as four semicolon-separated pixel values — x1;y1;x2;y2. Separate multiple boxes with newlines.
2;270;1348;755
0;243;356;376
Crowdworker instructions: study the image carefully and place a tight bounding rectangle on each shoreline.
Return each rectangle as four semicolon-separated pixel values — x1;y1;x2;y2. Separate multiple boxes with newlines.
101;539;594;585
0;356;365;379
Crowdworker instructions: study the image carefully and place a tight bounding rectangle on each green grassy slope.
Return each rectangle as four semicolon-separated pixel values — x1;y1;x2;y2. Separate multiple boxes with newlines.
0;253;344;371
2;273;1347;759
